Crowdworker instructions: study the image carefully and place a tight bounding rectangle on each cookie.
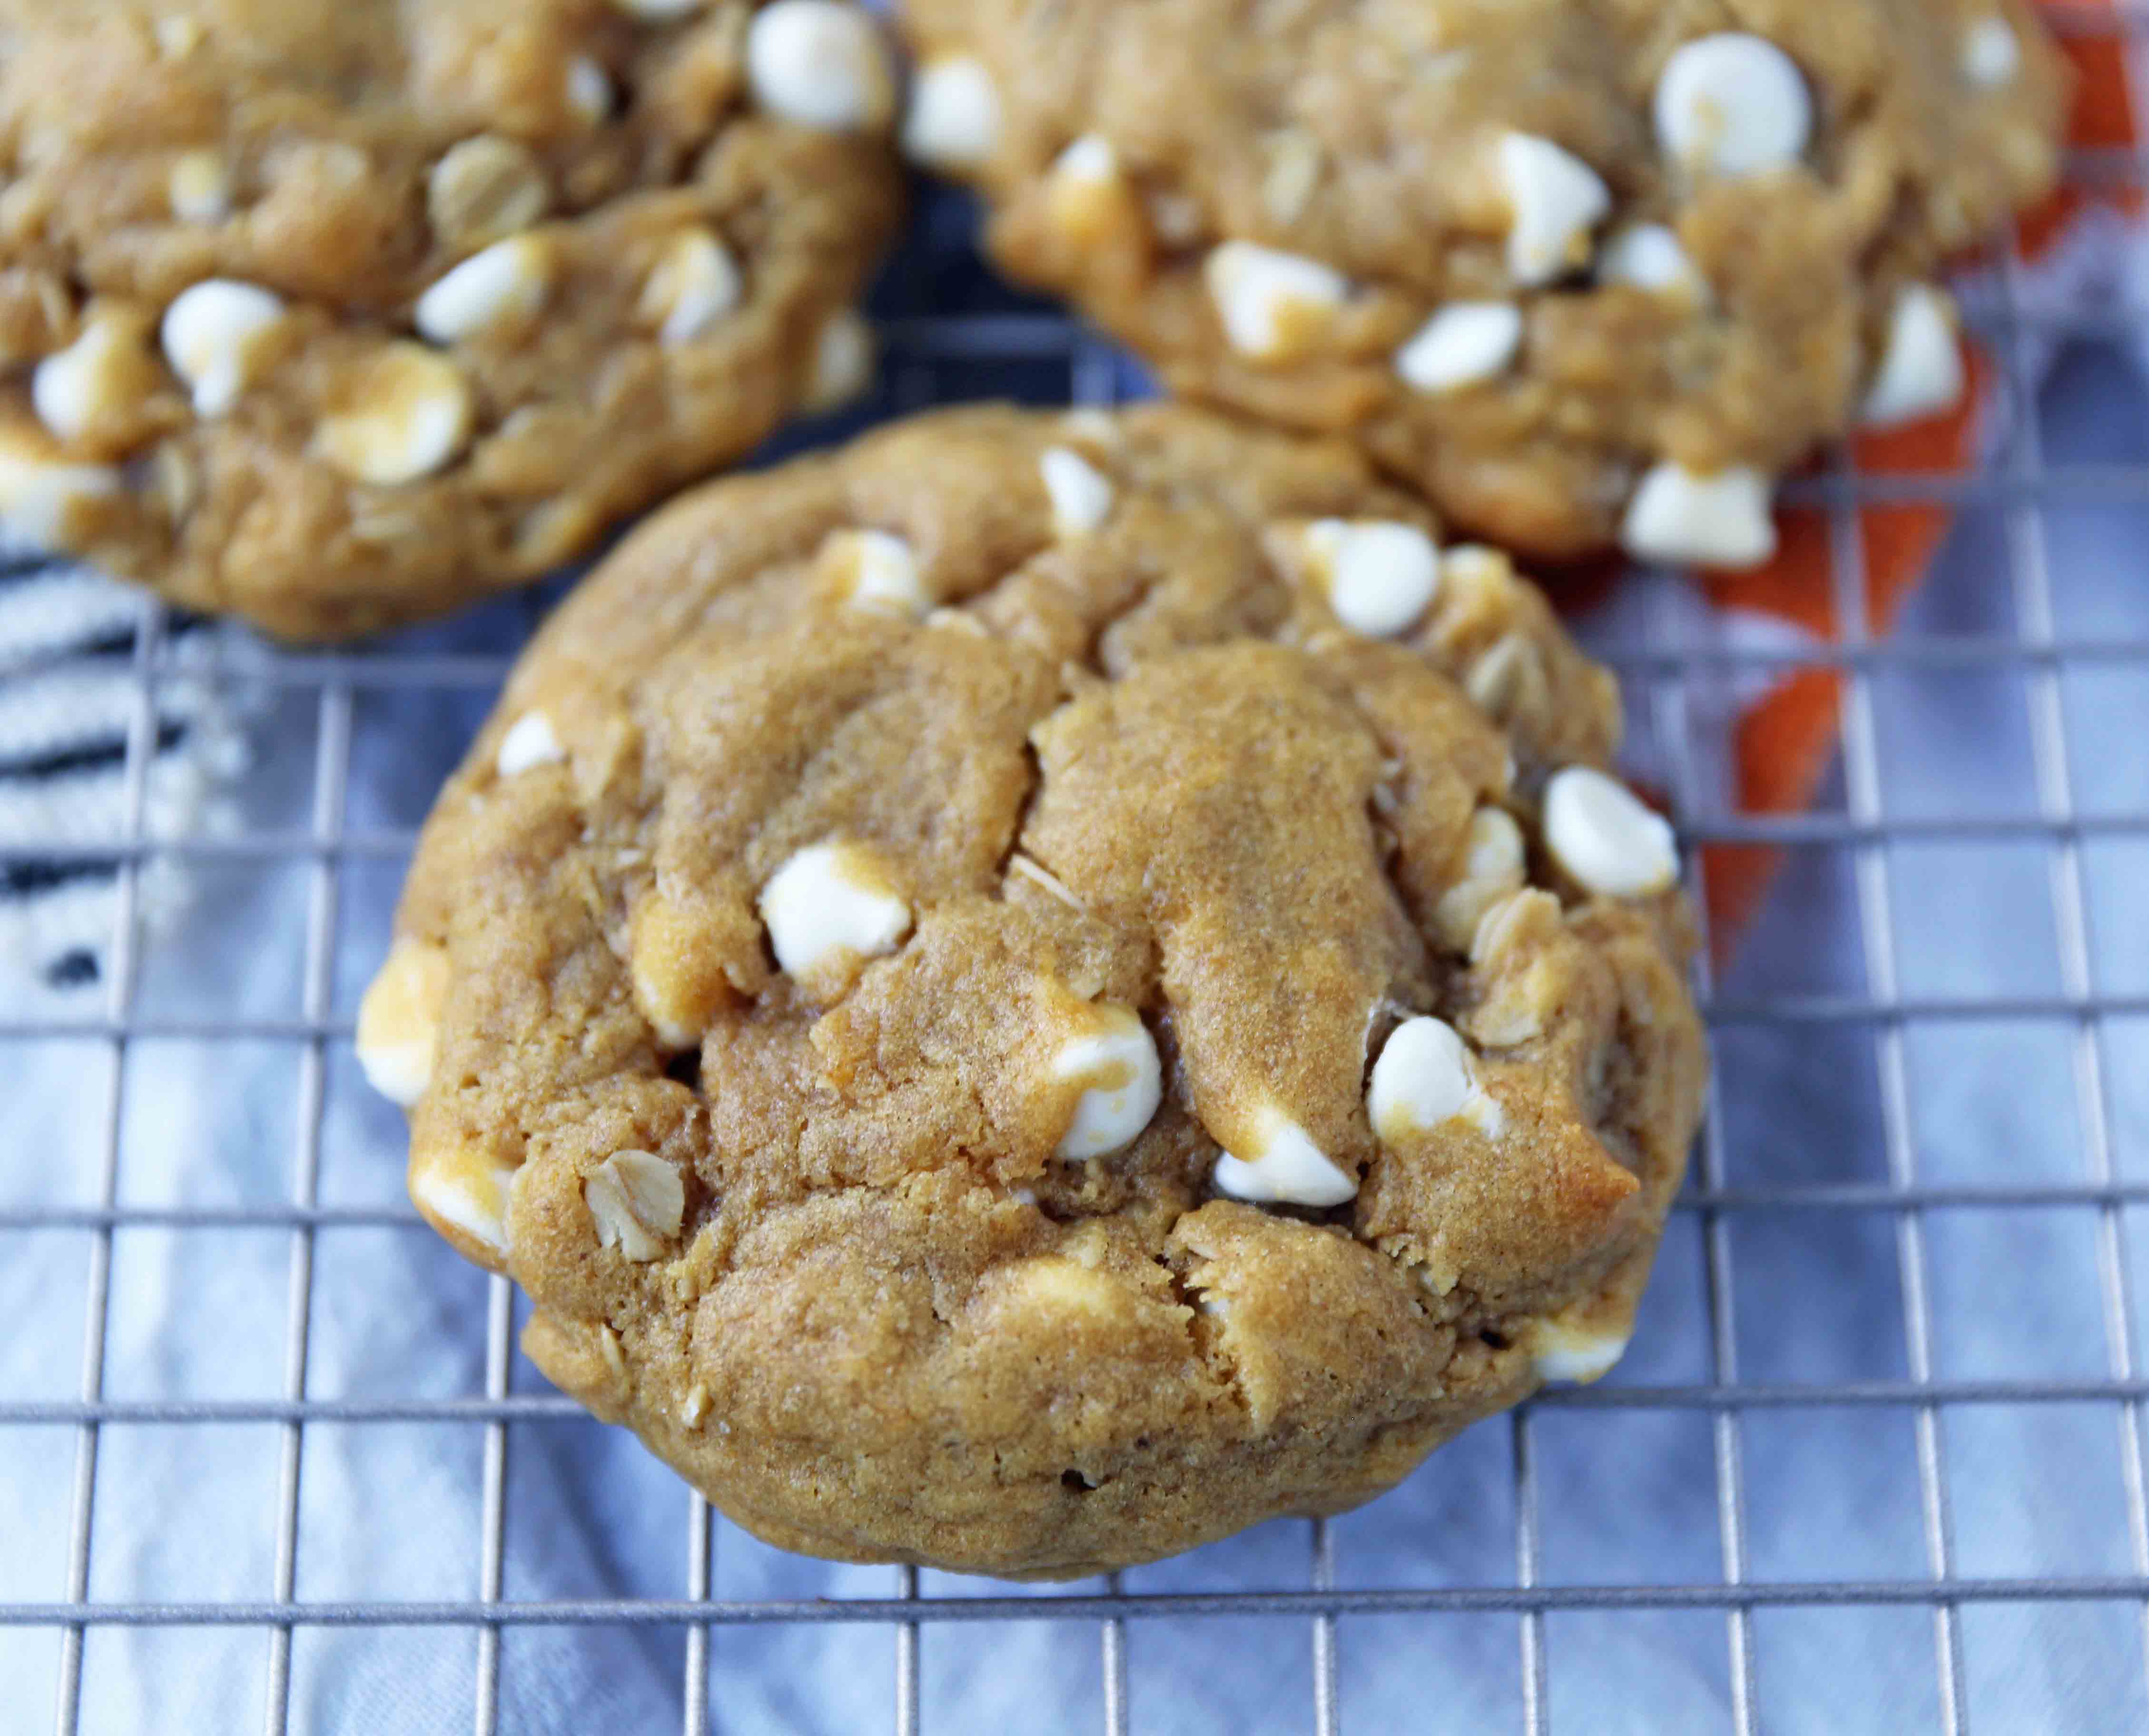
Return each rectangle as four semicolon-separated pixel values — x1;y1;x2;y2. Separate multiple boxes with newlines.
358;403;1707;1578
0;0;902;639
897;0;2066;566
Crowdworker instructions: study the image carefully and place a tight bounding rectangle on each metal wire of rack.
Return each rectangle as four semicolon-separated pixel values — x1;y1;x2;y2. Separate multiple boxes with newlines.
5;7;2149;1731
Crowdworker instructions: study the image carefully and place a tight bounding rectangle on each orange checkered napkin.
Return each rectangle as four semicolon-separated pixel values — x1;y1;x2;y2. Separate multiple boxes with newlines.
1576;3;2143;957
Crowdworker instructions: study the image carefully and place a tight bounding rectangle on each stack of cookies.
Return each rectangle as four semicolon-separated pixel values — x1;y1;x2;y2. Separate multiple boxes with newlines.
0;0;2065;1577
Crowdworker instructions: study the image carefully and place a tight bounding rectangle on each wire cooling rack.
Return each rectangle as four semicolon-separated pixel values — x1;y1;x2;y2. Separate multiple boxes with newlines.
6;10;2149;1730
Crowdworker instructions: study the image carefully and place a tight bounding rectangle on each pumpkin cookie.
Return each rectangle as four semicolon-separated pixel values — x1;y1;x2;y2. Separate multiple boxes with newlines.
359;403;1707;1578
0;0;901;637
898;0;2065;566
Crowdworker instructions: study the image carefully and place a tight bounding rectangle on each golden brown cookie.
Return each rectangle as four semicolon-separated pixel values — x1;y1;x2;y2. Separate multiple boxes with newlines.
358;403;1707;1578
897;0;2066;566
0;0;902;638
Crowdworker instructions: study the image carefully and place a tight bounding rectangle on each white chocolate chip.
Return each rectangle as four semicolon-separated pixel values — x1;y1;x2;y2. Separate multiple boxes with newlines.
1434;806;1528;950
1394;301;1523;394
415;235;552;343
411;1149;517;1257
1532;1317;1632;1383
495;711;565;778
1051;133;1116;188
32;313;152;445
565;55;615;125
168;148;232;223
1368;1016;1503;1144
746;0;895;132
1211;1104;1357;1207
584;1149;686;1262
826;527;927;617
1052;1005;1162;1160
1301;519;1441;640
1498;132;1610;286
613;0;704;15
1042;133;1132;244
1653;33;1812;178
0;430;119;549
355;937;451;1107
902;56;1000;169
1619;461;1776;568
1039;445;1114;537
1203;240;1350;361
1543;765;1678;898
759;840;911;983
803;307;875;411
638;228;744;346
1962;17;2021;89
160;279;285;418
1596;223;1705;300
154;16;203;58
316;343;473;486
1860;283;1965;428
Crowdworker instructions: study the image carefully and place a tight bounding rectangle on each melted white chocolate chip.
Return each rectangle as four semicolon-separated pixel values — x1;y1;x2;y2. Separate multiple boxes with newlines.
803;307;875;412
0;428;119;549
903;56;1000;169
495;711;565;778
1962;16;2021;89
355;937;451;1107
759;840;911;984
1204;240;1349;361
315;343;473;486
1653;33;1812;178
1860;284;1965;428
746;0;895;132
411;1144;518;1258
1211;1103;1357;1206
1531;1315;1632;1383
1368;1016;1504;1144
161;279;286;418
826;527;928;618
640;228;744;346
1039;445;1114;537
1498;133;1610;285
1619;462;1776;568
32;311;153;445
1051;1005;1162;1160
1542;766;1678;898
1597;224;1705;301
416;235;553;343
1394;301;1523;394
1301;519;1441;640
168;148;233;223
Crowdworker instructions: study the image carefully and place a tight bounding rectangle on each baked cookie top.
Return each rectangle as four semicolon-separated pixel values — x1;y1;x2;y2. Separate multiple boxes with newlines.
899;0;2066;566
0;0;901;638
359;404;1706;1578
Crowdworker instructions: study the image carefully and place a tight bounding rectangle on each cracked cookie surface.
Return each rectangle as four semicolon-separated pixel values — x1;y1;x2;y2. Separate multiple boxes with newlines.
362;403;1707;1578
0;0;899;638
897;0;2065;567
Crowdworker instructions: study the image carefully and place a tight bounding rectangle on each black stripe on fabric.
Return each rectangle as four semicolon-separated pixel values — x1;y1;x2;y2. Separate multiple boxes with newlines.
2;857;119;899
43;948;99;988
0;716;186;783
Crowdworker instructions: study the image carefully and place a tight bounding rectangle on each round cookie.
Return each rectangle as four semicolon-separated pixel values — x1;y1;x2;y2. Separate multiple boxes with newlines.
0;0;902;639
358;403;1707;1578
897;0;2067;567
